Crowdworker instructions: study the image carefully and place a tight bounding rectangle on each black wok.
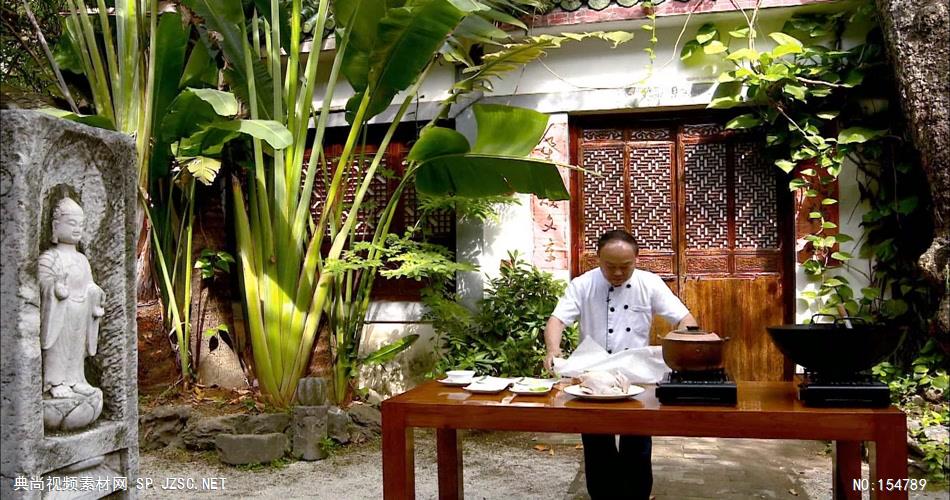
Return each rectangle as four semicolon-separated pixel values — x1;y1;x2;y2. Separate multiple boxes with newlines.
766;315;905;376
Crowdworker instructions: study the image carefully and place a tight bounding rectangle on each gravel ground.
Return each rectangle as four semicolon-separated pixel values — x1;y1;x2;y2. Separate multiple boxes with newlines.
139;431;946;499
139;431;580;499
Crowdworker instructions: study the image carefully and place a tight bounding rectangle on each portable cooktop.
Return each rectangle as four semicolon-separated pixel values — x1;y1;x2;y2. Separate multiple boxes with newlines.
798;372;891;407
655;369;737;405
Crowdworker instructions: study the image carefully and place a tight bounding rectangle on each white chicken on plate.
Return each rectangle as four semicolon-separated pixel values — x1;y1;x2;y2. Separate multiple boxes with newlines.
577;370;630;396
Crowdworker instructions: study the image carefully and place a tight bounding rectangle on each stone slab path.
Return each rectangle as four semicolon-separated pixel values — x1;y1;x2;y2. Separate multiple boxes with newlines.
140;431;945;499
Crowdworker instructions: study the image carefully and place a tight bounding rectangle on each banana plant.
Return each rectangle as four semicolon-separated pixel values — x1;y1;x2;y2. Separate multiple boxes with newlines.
147;87;291;383
49;0;157;193
143;14;290;384
45;4;291;383
193;0;616;407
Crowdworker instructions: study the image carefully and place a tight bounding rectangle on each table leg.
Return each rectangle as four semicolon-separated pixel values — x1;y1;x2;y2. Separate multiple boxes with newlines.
382;406;414;500
869;416;909;500
833;440;862;500
437;428;463;500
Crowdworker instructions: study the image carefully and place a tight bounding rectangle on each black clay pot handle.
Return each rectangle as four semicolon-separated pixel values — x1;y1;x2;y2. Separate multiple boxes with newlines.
810;313;838;324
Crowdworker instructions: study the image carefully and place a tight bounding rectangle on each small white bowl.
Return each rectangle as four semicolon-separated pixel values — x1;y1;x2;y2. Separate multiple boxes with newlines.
446;370;476;380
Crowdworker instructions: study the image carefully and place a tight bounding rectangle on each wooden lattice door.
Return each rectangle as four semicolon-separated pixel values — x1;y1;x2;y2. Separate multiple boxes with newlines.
572;120;792;381
306;138;455;300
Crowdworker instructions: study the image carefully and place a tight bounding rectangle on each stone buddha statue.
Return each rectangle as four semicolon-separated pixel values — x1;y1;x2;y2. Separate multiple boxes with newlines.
38;197;104;430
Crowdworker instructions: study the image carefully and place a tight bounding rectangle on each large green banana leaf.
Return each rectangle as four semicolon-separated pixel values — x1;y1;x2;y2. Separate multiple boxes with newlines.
151;12;189;141
183;0;275;121
342;0;467;121
148;12;189;179
334;0;392;93
411;104;570;200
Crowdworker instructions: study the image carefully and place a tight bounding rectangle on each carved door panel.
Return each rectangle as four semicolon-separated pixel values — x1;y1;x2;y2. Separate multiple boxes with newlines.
573;121;791;381
575;126;679;343
678;124;789;381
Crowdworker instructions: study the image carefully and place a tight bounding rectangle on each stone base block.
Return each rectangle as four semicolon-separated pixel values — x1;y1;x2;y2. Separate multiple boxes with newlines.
292;406;329;461
215;433;288;465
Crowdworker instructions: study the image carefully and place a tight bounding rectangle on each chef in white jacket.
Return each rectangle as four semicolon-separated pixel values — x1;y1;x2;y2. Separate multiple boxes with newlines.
544;229;697;500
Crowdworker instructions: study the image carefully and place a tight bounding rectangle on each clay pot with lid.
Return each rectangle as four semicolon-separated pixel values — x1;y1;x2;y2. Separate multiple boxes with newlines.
660;325;729;372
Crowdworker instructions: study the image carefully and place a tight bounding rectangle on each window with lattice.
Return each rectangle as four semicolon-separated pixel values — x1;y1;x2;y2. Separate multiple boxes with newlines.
304;124;455;300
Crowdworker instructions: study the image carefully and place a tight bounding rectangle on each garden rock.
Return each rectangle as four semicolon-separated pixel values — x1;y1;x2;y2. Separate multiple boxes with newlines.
291;406;329;461
139;405;191;450
182;415;245;450
922;423;948;444
363;388;385;406
908;417;922;434
347;403;382;441
182;413;291;450
296;377;328;406
244;413;291;435
347;403;381;429
328;406;351;444
215;433;288;465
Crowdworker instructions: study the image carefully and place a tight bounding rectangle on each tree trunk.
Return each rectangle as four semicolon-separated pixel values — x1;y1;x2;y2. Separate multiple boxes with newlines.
875;0;950;347
190;184;247;389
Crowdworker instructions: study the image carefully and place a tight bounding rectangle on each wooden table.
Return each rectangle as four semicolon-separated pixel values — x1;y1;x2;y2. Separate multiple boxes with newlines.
382;381;908;499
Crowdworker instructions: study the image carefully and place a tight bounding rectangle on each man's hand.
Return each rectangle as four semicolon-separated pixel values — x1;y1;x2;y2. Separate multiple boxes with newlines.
543;316;567;374
543;348;562;373
676;313;699;329
54;271;70;300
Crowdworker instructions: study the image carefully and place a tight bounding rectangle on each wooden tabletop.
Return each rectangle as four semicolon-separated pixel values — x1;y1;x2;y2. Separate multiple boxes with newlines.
383;380;904;441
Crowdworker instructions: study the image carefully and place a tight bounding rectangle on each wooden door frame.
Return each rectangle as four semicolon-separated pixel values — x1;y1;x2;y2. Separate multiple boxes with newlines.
568;111;796;325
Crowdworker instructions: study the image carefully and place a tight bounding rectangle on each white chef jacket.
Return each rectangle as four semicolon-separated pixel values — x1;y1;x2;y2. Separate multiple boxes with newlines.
551;268;689;353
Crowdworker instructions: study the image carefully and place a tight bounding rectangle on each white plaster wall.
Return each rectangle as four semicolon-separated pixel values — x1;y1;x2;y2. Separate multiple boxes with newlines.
455;111;571;310
357;302;436;398
794;159;874;322
454;102;537;304
477;10;799;112
310;53;458;127
357;322;438;398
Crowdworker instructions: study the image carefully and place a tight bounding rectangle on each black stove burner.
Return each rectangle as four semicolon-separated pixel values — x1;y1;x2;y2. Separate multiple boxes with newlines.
798;371;890;407
656;370;737;405
667;369;730;383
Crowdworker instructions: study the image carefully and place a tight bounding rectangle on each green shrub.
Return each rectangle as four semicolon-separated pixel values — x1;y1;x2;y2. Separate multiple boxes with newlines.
425;251;578;377
873;340;949;480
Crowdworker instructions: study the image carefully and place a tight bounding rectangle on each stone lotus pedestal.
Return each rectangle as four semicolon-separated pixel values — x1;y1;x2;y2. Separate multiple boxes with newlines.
1;110;139;499
43;390;104;432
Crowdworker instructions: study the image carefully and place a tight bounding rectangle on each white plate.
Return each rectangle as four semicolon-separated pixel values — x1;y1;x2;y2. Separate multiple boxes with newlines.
437;377;474;386
463;377;512;394
510;385;554;396
563;384;645;401
510;378;556;395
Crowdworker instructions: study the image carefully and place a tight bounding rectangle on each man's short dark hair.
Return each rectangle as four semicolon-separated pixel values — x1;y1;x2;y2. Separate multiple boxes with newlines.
597;230;639;254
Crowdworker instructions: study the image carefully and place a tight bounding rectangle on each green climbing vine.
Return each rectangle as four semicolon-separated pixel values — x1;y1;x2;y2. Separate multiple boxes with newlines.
639;1;659;79
682;3;934;324
682;3;944;478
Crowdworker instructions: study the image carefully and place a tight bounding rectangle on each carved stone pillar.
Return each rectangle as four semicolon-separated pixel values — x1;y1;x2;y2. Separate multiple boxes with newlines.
1;110;140;499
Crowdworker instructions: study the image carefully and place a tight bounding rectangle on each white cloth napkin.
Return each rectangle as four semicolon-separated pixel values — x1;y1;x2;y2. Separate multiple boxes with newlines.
553;337;671;384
